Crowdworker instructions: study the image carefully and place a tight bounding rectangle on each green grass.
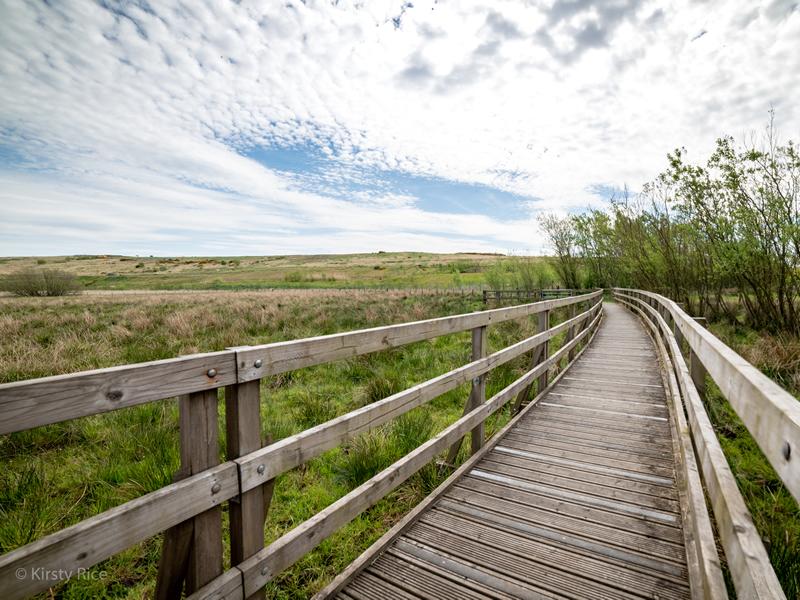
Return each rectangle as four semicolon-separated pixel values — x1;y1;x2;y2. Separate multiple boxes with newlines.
0;289;574;598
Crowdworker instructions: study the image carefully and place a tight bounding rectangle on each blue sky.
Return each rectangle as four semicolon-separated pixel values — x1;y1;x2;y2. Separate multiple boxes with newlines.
0;1;798;256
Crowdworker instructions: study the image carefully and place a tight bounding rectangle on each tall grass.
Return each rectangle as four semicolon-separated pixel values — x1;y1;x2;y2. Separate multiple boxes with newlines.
0;289;550;598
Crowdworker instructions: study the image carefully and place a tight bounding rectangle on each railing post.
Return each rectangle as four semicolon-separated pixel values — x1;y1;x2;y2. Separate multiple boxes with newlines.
566;302;578;362
537;310;550;392
155;390;224;598
469;325;488;454
690;349;707;398
673;322;685;353
225;376;269;600
443;325;488;465
512;308;551;413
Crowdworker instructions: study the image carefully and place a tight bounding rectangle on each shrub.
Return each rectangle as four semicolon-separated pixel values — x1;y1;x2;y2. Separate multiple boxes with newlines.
284;271;303;282
2;269;81;297
36;259;46;265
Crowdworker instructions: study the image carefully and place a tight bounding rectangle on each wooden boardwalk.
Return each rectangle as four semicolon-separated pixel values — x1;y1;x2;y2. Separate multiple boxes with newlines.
335;303;691;599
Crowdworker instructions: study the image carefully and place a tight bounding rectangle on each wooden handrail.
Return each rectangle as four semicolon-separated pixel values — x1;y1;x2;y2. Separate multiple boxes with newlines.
0;462;240;599
235;303;601;491
614;290;787;598
0;290;601;434
0;292;601;599
614;288;800;504
192;306;604;599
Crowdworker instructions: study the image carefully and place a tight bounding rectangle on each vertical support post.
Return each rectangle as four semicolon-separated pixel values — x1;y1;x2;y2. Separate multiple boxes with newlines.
690;349;707;398
225;379;268;600
443;325;488;465
537;310;550;392
566;302;578;362
155;390;223;598
512;309;550;413
186;390;223;593
470;326;488;454
673;322;685;354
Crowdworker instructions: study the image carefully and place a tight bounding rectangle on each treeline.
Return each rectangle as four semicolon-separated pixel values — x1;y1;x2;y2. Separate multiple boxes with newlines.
541;116;800;333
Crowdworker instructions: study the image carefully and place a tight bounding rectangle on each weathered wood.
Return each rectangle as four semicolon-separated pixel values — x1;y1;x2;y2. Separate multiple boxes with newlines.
185;568;245;600
0;462;238;600
324;306;708;600
197;314;601;599
470;326;488;454
311;314;602;599
536;310;550;393
185;390;225;594
616;291;785;598
236;292;601;381
0;351;236;435
616;288;800;505
225;379;266;600
155;446;193;600
445;326;489;464
567;302;578;361
689;349;707;398
511;310;550;413
618;295;727;599
235;305;600;493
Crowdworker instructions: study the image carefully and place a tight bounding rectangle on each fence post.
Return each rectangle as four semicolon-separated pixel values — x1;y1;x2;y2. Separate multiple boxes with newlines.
690;349;707;398
469;325;488;454
567;302;578;362
443;325;488;465
512;308;551;413
155;390;224;597
537;310;550;392
225;375;269;600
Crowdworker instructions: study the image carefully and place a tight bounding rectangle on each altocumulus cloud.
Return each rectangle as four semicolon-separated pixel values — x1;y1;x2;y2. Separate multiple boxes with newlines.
0;0;798;256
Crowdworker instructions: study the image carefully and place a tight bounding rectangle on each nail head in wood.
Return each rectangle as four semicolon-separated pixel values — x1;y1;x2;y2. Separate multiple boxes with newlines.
211;483;221;494
254;359;263;368
257;464;266;475
207;368;217;378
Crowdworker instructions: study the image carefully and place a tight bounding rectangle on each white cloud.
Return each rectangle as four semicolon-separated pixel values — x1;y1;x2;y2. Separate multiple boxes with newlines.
0;0;798;255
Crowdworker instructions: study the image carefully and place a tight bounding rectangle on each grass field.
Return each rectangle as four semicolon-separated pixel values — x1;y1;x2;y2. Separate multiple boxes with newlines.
0;289;577;599
0;252;526;291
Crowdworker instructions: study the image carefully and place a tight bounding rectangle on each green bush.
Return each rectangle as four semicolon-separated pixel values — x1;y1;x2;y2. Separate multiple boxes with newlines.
284;271;304;282
2;269;81;297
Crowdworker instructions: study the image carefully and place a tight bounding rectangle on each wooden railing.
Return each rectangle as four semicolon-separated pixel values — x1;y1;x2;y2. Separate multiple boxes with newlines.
0;290;603;599
614;288;799;599
481;288;592;305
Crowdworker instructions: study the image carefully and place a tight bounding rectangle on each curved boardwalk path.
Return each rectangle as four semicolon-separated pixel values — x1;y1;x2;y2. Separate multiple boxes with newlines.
336;303;690;599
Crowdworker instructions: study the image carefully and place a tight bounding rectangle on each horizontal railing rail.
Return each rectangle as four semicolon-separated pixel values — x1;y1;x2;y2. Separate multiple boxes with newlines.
614;289;792;599
614;288;800;503
0;290;602;599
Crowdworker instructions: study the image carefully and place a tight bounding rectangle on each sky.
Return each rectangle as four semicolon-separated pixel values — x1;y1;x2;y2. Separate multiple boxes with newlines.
0;0;798;257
